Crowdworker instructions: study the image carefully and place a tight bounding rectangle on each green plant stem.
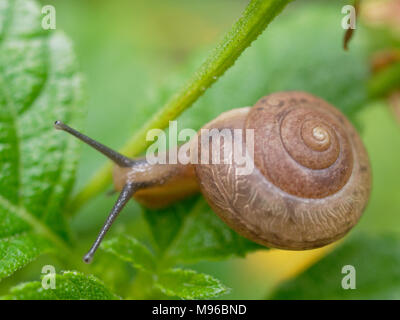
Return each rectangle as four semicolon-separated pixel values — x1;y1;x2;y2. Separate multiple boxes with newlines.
368;62;400;99
68;0;293;214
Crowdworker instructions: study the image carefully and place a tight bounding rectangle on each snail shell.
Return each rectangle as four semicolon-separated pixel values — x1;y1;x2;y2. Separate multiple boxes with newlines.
195;91;371;250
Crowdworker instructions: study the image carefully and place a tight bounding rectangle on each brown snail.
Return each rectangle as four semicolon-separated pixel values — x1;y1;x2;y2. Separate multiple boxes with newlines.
55;91;371;263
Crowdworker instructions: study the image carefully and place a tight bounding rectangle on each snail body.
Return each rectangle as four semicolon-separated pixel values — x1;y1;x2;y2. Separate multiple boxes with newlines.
55;91;371;262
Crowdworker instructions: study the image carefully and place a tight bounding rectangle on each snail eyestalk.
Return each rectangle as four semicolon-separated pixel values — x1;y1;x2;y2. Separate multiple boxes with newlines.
53;121;144;263
54;120;135;167
83;182;138;263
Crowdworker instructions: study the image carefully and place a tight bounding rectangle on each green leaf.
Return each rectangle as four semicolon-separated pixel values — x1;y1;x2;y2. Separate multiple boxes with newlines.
271;234;400;299
2;271;120;300
142;197;191;254
0;233;52;280
101;234;156;273
0;0;84;280
143;196;263;264
155;268;229;300
100;233;231;299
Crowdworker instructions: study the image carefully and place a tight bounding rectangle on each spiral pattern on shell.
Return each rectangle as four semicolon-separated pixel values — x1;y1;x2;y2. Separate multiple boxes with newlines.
195;91;371;250
247;92;354;199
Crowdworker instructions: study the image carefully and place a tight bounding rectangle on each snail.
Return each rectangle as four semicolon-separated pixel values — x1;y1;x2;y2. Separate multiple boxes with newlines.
55;91;371;263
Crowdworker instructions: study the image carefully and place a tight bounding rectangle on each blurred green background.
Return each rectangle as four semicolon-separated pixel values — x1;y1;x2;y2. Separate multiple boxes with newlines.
3;0;396;299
